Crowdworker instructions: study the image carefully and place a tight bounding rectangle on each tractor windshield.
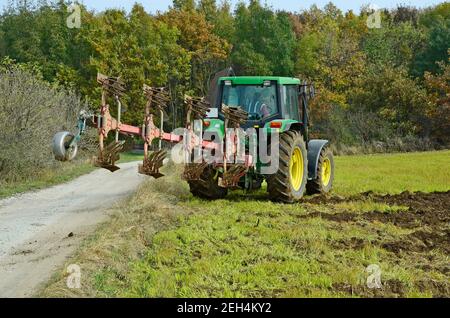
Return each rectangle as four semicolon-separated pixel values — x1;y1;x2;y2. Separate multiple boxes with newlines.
221;83;278;120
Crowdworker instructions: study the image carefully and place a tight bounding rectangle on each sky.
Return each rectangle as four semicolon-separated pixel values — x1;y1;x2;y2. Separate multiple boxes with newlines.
0;0;447;13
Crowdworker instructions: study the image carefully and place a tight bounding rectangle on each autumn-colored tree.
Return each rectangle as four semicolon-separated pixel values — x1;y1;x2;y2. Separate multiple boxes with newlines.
424;54;450;143
78;4;191;125
295;4;367;123
159;4;231;99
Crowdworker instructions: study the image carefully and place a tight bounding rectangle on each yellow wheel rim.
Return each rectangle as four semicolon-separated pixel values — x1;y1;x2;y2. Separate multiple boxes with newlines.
290;147;304;191
321;158;332;187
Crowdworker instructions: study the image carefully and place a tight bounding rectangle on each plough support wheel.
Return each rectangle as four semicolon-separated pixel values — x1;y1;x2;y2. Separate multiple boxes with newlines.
52;131;78;162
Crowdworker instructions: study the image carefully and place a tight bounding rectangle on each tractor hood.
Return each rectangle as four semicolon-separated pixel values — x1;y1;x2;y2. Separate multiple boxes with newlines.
203;118;226;140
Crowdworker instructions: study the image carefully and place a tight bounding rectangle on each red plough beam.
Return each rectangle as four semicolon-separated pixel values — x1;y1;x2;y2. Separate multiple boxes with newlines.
92;73;222;177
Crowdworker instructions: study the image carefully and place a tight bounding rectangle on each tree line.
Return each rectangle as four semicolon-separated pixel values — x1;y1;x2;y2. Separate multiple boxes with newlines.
0;0;449;152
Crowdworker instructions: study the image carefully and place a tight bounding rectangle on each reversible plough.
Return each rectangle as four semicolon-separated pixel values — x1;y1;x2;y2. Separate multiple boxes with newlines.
53;73;253;187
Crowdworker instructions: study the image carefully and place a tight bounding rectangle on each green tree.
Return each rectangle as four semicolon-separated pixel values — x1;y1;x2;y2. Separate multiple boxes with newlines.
348;65;429;136
173;0;196;11
363;21;425;71
413;17;450;76
0;1;90;89
198;0;217;21
232;0;296;76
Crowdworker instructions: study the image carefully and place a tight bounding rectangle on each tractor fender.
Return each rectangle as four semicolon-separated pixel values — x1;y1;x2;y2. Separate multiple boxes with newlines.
307;139;329;180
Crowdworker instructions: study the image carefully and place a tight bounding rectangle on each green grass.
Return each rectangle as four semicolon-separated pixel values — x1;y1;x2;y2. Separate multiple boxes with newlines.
118;151;144;163
0;160;95;199
334;150;450;195
40;150;450;298
120;197;446;298
124;203;383;297
0;151;144;199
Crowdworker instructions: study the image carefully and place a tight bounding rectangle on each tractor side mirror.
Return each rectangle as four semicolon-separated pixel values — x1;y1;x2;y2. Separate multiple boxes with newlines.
309;85;315;99
299;81;315;100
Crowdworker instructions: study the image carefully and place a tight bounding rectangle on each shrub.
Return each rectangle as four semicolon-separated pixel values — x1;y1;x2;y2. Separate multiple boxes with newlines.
312;105;440;155
0;67;90;182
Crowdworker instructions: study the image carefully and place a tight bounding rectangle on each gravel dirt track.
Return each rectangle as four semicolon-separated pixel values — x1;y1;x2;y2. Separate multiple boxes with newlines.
0;162;145;297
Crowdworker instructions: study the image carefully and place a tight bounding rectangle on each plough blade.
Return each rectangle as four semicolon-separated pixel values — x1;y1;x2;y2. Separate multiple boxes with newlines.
222;105;248;127
220;165;248;188
97;73;126;97
182;163;208;181
93;140;125;172
185;95;211;125
139;150;167;178
144;85;170;112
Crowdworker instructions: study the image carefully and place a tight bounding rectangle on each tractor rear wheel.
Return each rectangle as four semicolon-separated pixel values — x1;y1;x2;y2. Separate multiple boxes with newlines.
306;147;334;195
267;130;308;203
188;166;228;200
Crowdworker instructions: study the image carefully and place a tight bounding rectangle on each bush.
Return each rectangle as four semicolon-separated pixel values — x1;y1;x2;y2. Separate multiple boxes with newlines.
0;68;90;182
312;105;440;155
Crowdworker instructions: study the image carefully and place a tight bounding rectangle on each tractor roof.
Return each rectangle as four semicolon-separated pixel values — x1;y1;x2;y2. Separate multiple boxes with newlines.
218;76;301;85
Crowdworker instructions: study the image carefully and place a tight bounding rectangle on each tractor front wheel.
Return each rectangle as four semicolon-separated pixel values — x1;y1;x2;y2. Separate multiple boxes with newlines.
188;166;228;200
267;131;308;203
306;147;334;195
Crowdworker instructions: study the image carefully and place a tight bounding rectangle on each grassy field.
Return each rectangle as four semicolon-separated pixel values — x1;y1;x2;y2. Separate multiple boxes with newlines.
0;152;143;199
334;151;450;195
40;150;450;298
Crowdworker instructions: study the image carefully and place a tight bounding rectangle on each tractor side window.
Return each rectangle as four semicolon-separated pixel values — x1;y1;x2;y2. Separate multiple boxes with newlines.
282;85;300;121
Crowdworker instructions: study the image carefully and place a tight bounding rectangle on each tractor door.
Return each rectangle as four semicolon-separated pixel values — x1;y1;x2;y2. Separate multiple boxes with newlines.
281;85;301;121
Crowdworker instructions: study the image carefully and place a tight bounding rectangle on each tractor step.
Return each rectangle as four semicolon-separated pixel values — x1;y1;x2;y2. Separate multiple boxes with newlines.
220;164;248;188
93;140;125;172
138;150;167;178
182;163;209;181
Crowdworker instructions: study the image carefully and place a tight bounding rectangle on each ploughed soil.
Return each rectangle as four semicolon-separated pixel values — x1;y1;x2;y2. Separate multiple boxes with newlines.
303;191;450;297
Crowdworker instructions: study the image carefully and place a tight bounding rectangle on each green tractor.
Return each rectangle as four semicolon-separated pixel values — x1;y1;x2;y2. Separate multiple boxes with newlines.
53;74;334;203
187;76;334;203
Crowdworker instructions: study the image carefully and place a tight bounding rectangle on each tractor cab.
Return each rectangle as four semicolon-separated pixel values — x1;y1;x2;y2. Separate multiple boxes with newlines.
211;76;311;130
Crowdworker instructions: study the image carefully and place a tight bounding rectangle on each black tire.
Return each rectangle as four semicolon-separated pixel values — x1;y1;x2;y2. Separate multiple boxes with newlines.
188;166;228;200
306;147;334;195
267;130;308;203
